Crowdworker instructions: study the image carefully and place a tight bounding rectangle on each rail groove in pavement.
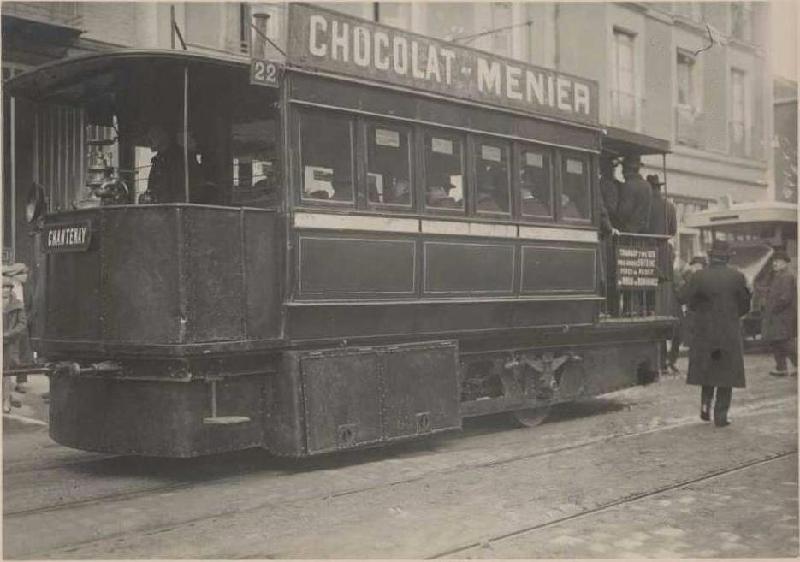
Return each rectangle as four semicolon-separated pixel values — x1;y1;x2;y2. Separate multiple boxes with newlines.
430;450;797;558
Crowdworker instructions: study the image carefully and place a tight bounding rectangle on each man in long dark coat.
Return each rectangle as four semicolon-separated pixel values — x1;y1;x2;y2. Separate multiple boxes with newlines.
681;240;751;427
763;248;797;376
615;155;652;234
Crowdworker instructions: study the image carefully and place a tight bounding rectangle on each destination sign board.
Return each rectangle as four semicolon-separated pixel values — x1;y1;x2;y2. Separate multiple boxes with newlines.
615;246;658;289
43;221;92;253
286;4;599;126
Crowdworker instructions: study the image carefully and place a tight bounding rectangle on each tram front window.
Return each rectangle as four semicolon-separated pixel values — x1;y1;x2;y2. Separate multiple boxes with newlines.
300;112;354;203
474;140;510;214
366;123;412;207
424;132;464;210
31;59;282;209
561;154;591;221
520;147;553;218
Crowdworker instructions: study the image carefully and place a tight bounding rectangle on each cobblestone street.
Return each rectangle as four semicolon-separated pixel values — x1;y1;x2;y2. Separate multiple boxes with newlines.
3;354;797;558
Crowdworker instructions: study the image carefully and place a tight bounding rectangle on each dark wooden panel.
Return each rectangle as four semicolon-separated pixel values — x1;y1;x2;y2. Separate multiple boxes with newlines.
244;211;281;339
382;342;461;438
301;352;382;453
102;207;182;344
288;300;595;341
184;208;245;342
520;245;596;293
424;241;514;295
45;240;102;341
297;235;416;298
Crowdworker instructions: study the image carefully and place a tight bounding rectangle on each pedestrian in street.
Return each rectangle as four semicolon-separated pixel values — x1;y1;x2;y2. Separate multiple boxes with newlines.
3;277;27;412
682;241;751;427
671;255;707;369
762;248;797;377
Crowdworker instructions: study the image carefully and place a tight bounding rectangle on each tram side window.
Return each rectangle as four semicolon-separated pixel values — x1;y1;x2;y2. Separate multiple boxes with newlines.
366;123;412;207
230;118;280;208
300;112;354;204
424;131;464;210
560;154;591;221
474;140;510;215
519;147;553;218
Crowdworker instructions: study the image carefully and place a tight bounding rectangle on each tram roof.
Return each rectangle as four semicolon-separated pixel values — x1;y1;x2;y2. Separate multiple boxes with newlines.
684;201;798;229
602;126;671;157
5;49;250;100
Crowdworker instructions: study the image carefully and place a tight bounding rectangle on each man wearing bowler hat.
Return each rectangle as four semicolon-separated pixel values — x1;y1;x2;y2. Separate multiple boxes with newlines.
616;154;652;234
763;248;797;376
681;240;751;427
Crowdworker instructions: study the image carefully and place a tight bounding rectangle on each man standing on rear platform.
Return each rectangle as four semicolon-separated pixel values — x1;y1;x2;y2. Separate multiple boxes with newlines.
681;240;751;427
763;248;797;377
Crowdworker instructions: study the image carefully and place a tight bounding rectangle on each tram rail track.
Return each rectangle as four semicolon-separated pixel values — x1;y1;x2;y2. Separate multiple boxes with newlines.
430;450;797;558
6;394;795;559
4;395;794;521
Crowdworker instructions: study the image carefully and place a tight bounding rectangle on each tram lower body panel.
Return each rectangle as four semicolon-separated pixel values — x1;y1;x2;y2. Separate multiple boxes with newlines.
47;321;666;458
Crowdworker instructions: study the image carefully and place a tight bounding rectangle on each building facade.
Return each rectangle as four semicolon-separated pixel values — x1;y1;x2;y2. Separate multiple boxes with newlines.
2;1;773;265
773;77;797;204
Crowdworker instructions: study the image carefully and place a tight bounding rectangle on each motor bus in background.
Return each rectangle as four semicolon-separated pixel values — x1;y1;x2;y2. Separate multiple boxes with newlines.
685;199;797;340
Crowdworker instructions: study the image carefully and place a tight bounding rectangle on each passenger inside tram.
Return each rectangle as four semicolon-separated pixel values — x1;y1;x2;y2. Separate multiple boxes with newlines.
367;124;411;206
475;142;510;214
425;133;464;209
300;112;353;203
561;156;591;220
520;148;552;218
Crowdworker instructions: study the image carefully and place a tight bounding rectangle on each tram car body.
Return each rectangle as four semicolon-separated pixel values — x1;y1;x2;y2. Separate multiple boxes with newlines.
8;5;674;457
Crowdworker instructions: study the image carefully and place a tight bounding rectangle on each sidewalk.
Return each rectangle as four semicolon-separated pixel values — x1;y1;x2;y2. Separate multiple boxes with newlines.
3;374;50;430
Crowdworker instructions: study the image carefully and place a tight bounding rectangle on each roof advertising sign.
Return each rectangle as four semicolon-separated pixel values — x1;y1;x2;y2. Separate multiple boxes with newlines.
286;4;599;126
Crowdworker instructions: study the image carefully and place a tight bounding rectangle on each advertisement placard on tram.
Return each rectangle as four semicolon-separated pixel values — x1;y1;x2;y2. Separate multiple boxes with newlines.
286;3;599;126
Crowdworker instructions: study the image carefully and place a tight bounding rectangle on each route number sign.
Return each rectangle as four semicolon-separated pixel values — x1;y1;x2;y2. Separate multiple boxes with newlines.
250;60;282;88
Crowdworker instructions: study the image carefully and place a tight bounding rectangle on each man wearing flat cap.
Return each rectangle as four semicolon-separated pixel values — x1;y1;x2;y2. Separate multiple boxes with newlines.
615;155;652;234
763;248;796;376
681;240;751;427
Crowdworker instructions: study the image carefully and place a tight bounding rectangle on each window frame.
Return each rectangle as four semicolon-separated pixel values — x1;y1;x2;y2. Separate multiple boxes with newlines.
556;150;593;225
514;142;556;223
296;108;357;208
470;135;512;218
362;118;415;212
421;126;467;216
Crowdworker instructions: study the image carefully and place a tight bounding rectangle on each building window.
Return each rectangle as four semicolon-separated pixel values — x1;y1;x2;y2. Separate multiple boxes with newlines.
612;29;638;130
677;51;695;107
730;68;748;157
490;3;513;58
239;3;281;57
378;2;412;30
731;2;753;42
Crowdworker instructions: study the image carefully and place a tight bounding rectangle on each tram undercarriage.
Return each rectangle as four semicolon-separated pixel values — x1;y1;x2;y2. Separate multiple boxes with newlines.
47;327;663;458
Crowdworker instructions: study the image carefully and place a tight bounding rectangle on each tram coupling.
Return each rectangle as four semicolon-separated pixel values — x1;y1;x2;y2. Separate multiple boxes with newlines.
2;361;123;378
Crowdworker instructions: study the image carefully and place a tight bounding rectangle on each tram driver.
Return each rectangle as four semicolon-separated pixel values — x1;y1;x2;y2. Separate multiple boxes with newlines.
141;125;211;204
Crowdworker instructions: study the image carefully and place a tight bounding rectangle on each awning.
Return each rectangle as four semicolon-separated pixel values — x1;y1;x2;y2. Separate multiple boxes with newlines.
5;49;249;102
602;126;671;157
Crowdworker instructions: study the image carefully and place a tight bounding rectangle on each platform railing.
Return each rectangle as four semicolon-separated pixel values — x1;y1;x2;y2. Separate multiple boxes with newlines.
602;233;673;319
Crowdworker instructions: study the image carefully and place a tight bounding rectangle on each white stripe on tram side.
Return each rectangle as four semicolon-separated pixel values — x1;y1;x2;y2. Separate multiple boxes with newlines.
293;212;599;243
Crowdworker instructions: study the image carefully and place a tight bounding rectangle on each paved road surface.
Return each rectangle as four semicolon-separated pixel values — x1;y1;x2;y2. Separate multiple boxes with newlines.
3;354;797;558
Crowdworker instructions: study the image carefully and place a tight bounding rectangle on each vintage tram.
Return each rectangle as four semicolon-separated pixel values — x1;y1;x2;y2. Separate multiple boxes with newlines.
7;5;674;457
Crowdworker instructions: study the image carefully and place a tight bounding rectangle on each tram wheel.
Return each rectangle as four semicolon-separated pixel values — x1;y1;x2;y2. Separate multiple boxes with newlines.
510;406;551;428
